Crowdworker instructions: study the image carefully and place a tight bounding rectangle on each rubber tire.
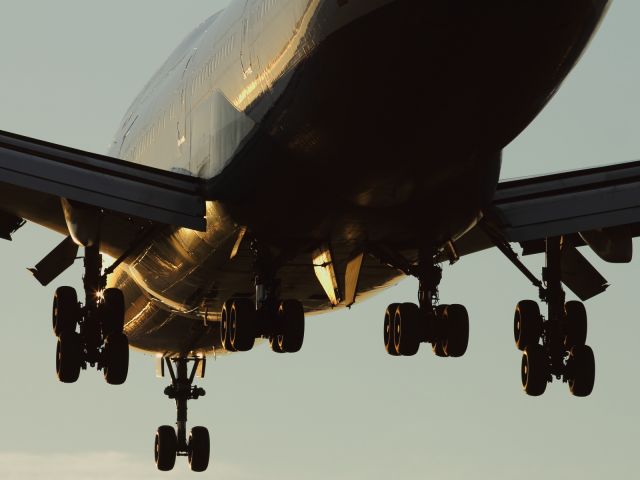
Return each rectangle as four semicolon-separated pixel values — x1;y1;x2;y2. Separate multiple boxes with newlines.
100;288;125;337
220;300;236;352
569;345;595;397
442;304;469;358
432;305;449;357
384;303;400;356
53;286;79;337
230;299;256;351
393;303;421;356
277;300;305;353
103;333;129;385
521;344;548;396
270;335;285;353
564;301;587;349
514;300;542;351
189;426;211;472
56;332;82;383
155;425;177;472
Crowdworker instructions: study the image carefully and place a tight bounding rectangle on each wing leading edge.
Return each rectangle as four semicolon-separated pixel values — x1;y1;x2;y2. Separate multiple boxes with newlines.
445;159;640;301
0;130;206;232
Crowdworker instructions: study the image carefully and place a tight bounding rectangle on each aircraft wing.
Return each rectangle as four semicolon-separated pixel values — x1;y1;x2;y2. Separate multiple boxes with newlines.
0;130;206;281
443;159;640;300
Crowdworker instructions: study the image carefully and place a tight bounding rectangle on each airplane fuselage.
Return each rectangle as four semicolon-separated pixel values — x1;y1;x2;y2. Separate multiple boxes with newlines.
106;0;610;356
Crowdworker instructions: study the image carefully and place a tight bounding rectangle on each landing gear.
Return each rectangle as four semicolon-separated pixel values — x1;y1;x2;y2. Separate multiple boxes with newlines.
508;237;595;397
381;260;470;359
220;240;305;354
156;358;210;472
52;243;129;385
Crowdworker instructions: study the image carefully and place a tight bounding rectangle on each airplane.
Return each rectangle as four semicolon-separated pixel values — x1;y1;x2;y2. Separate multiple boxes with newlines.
0;0;635;473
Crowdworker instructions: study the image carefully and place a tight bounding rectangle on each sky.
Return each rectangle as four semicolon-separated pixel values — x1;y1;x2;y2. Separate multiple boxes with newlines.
0;1;639;479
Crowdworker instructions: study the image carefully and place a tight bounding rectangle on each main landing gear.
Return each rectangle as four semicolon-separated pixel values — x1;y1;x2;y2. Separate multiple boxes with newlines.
513;237;595;397
155;358;209;472
53;243;129;385
482;225;596;397
383;262;470;358
220;241;305;354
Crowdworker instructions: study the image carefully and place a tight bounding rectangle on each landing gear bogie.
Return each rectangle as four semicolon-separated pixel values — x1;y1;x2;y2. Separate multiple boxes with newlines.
504;237;597;397
381;262;470;359
51;242;130;386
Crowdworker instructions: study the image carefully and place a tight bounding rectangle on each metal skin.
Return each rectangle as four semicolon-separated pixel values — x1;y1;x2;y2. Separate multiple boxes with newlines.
105;0;611;356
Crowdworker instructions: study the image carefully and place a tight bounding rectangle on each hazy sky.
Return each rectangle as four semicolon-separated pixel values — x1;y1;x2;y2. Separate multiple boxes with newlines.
1;1;639;479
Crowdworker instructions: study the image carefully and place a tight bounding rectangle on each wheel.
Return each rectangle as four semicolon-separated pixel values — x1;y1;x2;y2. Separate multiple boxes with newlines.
52;286;79;337
56;332;82;383
432;305;448;357
393;303;421;356
155;425;177;472
270;335;285;353
568;345;595;397
220;300;236;352
514;300;542;351
384;303;400;356
230;299;256;351
103;333;129;385
188;426;211;472
521;344;548;396
277;300;305;353
442;304;469;358
564;301;587;349
100;288;125;337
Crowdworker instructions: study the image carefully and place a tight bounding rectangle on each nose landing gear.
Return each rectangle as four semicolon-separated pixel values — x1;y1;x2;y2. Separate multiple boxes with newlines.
156;357;210;472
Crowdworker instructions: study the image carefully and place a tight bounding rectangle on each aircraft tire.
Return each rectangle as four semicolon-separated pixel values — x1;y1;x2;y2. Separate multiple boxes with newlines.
56;332;82;383
432;305;449;357
220;300;236;352
384;303;400;356
103;333;129;385
514;300;542;351
100;288;125;337
277;300;305;353
563;301;587;349
393;303;420;356
521;344;548;396
568;345;595;397
442;304;469;357
155;425;177;471
52;286;79;337
270;335;285;353
230;299;256;351
188;426;211;472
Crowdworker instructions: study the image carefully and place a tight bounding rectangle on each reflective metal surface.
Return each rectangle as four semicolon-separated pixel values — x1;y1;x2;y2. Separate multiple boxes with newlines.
104;0;611;355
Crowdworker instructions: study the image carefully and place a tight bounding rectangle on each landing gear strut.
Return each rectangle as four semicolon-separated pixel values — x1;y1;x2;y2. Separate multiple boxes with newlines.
156;357;210;472
483;224;596;397
220;239;305;354
53;242;129;385
514;237;595;397
380;252;469;358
